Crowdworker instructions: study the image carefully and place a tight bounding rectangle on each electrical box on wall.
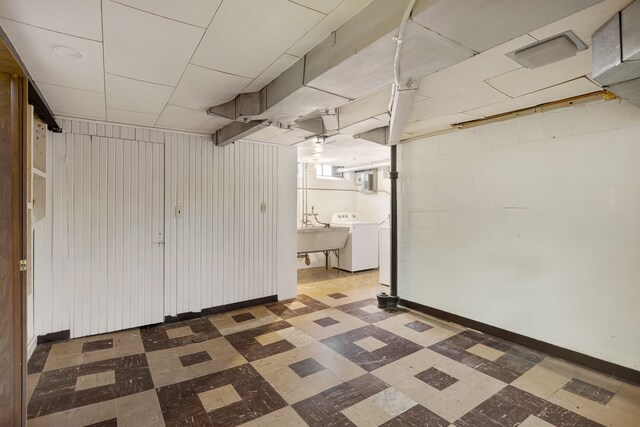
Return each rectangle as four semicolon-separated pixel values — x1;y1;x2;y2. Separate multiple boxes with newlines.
355;169;378;194
175;206;184;217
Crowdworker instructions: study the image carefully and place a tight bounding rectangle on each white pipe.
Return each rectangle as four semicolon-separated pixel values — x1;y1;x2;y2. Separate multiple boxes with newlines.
336;160;390;173
389;0;417;112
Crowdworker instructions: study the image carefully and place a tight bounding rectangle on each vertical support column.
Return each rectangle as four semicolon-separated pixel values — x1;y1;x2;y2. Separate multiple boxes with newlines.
389;144;399;300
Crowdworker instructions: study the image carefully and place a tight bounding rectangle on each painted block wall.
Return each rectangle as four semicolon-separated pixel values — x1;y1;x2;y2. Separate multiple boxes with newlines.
33;118;296;338
398;99;640;370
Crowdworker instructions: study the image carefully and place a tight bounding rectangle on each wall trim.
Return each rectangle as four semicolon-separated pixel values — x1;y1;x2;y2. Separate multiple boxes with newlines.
36;330;70;345
164;295;279;324
400;298;640;386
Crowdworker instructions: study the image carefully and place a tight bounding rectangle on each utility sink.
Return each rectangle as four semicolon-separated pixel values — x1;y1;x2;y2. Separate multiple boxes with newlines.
297;226;349;254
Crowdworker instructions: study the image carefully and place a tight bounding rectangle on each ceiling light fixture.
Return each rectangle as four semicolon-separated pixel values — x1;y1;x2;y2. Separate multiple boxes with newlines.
506;31;587;69
53;45;83;59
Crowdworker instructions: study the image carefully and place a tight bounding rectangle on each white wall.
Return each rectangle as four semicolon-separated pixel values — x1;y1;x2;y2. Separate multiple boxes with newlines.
296;165;390;268
398;99;640;370
33;118;296;338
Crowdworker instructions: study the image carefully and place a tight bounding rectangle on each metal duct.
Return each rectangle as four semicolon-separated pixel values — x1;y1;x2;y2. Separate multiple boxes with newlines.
592;0;640;107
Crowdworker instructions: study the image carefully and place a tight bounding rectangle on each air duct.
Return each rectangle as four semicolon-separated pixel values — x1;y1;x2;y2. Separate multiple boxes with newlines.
592;0;640;107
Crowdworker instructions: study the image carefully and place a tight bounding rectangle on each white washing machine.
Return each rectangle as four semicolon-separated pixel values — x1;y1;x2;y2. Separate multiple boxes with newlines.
378;224;390;285
330;212;379;272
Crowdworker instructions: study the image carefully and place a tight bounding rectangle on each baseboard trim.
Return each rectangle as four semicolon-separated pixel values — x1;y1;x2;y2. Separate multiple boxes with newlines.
164;295;278;324
400;298;640;386
37;329;70;345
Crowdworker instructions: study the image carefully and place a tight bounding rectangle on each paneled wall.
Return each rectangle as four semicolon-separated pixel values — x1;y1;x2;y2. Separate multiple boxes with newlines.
34;118;296;339
398;100;640;370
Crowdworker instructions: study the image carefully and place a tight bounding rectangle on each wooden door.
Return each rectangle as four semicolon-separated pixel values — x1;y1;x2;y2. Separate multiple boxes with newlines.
0;71;27;425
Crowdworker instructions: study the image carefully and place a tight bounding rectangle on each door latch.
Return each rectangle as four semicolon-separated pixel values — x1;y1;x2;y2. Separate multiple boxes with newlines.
19;260;27;272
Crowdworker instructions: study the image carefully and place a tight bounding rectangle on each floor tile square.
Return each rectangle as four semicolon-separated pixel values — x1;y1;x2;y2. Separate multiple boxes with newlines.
404;320;433;333
289;357;326;378
519;414;556;427
467;343;505;361
165;326;193;340
414;367;458;391
76;371;116;391
328;292;348;299
231;312;256;323
314;316;340;328
225;321;295;362
562;378;615;405
354;336;388;352
266;294;330;319
360;305;381;314
337;298;406;323
198;384;242;412
285;301;307;310
381;404;450;427
82;339;114;353
179;350;212;367
287;308;368;341
255;331;286;346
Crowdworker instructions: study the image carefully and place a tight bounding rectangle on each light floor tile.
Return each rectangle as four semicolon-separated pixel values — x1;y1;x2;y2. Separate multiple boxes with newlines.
466;343;504;361
199;384;242;412
354;336;387;352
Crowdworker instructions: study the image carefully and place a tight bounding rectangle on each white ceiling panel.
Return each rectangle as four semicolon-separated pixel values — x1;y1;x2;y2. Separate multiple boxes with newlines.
112;0;222;28
410;82;510;122
466;78;601;117
529;0;632;46
107;108;159;126
191;0;323;78
290;0;343;14
170;64;252;110
106;73;173;114
287;0;374;57
0;0;102;41
0;18;104;92
196;115;233;134
418;35;535;98
242;53;300;93
38;83;106;120
244;125;290;143
156;105;211;131
103;0;204;86
487;49;592;98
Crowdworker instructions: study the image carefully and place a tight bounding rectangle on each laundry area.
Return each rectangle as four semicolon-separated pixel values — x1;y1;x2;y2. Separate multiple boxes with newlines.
1;0;640;426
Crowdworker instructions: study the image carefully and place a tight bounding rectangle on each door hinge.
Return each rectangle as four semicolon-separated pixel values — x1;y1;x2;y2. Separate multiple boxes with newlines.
19;260;27;272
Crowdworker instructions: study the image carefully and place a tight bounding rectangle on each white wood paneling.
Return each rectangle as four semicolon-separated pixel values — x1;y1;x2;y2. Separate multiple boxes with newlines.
33;118;293;338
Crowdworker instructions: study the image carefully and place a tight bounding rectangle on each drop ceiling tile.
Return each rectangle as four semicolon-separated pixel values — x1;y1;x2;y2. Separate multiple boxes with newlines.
38;82;106;120
107;108;159;126
197;115;233;134
242;53;300;93
418;35;534;98
287;0;374;57
290;0;343;14
191;0;323;78
156;104;210;131
111;0;222;28
410;81;510;122
169;64;251;110
103;0;204;86
105;73;173;114
0;0;102;41
528;0;631;46
466;77;601;117
0;18;104;92
487;49;592;98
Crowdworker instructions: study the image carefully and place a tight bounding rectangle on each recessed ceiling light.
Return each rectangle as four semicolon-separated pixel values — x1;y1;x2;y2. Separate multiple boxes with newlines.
53;45;82;59
506;31;587;69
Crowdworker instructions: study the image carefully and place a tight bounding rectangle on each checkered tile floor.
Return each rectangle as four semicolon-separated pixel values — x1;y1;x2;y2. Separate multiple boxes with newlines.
27;270;640;426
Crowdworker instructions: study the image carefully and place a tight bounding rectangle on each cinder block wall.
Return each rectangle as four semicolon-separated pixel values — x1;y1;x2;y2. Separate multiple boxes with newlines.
398;100;640;370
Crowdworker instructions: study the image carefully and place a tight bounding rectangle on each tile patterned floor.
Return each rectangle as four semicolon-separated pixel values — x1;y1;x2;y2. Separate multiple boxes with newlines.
27;268;640;426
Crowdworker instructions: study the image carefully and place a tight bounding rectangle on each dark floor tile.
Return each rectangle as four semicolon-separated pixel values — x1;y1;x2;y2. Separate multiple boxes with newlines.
328;293;348;299
404;320;433;333
382;405;449;427
346;373;389;398
180;351;213;367
225;320;295;362
314;316;341;327
82;338;114;353
208;400;254;427
27;392;74;419
321;383;366;411
289;358;326;378
292;394;356;427
73;384;116;408
476;361;522;384
231;312;256;323
321;325;422;372
28;344;52;374
140;319;221;352
414;367;458;391
562;378;615;405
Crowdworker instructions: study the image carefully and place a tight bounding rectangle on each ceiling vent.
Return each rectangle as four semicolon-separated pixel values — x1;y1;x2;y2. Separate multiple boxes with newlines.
506;31;587;69
592;0;640;107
